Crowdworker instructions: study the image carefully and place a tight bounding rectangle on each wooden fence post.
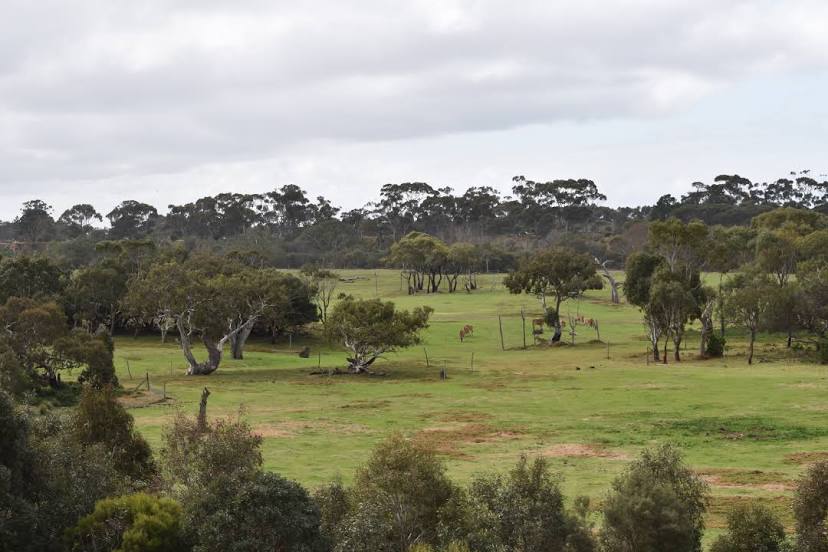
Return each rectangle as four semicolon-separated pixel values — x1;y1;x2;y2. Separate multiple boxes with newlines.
498;315;505;351
126;360;132;380
145;372;150;392
470;352;475;372
521;307;527;349
423;347;430;367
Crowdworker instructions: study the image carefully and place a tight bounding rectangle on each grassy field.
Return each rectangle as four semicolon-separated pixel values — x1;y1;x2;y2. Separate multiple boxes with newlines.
116;269;828;538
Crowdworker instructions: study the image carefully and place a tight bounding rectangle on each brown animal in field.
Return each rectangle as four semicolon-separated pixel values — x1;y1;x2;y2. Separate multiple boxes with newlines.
463;324;474;335
459;329;466;342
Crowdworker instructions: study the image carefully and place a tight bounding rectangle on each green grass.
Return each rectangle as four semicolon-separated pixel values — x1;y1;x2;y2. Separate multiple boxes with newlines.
115;269;828;538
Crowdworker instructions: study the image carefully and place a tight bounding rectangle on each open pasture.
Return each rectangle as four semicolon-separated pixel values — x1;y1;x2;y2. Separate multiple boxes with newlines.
117;269;828;530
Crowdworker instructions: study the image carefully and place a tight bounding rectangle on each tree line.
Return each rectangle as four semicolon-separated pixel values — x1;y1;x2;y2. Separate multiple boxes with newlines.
4;172;828;269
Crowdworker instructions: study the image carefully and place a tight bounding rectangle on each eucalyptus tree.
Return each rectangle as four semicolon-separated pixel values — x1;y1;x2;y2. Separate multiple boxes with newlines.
14;200;55;244
386;231;449;293
106;200;159;239
325;297;432;373
505;248;602;343
58;204;103;235
724;269;776;364
124;260;315;370
625;252;668;360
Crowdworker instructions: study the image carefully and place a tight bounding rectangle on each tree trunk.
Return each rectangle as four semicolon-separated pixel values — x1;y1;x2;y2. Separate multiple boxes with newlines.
673;335;681;361
699;301;714;357
594;259;620;304
177;320;201;374
230;320;255;360
719;273;726;338
187;336;222;375
197;387;210;432
346;355;378;374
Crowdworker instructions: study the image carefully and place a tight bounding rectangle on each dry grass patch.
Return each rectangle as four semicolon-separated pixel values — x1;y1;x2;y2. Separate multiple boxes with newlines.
339;399;392;410
254;420;371;439
420;410;494;423
413;423;524;459
706;496;793;530
543;443;629;460
699;468;793;492
785;451;828;464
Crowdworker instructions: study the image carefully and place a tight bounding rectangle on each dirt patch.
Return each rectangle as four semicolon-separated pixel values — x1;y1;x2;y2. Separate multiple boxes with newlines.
421;410;494;423
413;423;524;459
699;469;793;493
339;399;391;410
543;443;629;460
785;451;828;464
254;420;370;439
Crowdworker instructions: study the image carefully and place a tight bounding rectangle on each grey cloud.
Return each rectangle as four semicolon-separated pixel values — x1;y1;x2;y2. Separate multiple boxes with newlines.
1;0;828;207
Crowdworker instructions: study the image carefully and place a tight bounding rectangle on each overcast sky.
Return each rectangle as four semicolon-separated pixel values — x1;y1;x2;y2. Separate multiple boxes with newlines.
1;0;827;220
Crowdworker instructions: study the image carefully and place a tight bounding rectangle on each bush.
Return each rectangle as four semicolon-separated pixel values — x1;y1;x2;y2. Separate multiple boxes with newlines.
710;503;790;552
332;433;458;552
0;344;33;397
72;386;154;481
160;409;262;496
1;390;124;552
600;444;708;552
794;460;828;552
453;455;595;552
706;333;726;358
29;413;124;551
185;471;327;552
66;493;184;552
818;339;828;365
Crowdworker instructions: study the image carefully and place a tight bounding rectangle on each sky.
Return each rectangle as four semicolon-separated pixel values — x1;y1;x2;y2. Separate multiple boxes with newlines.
1;0;828;221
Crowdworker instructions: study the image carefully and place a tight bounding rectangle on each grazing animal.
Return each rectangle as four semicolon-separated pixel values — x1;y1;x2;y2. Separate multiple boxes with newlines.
463;324;474;335
459;329;466;342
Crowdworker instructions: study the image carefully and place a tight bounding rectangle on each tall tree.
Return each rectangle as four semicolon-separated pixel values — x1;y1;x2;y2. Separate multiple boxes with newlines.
107;200;159;239
325;297;432;373
58;204;102;235
625;252;668;360
14;200;55;244
504;248;602;342
724;269;775;365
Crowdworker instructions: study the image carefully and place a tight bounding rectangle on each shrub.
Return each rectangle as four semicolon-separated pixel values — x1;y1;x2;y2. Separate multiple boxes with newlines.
600;444;708;552
159;409;262;496
710;503;789;552
333;433;458;552
455;455;595;552
66;493;184;552
186;471;327;552
794;460;828;552
72;385;154;481
706;333;726;358
818;339;828;365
